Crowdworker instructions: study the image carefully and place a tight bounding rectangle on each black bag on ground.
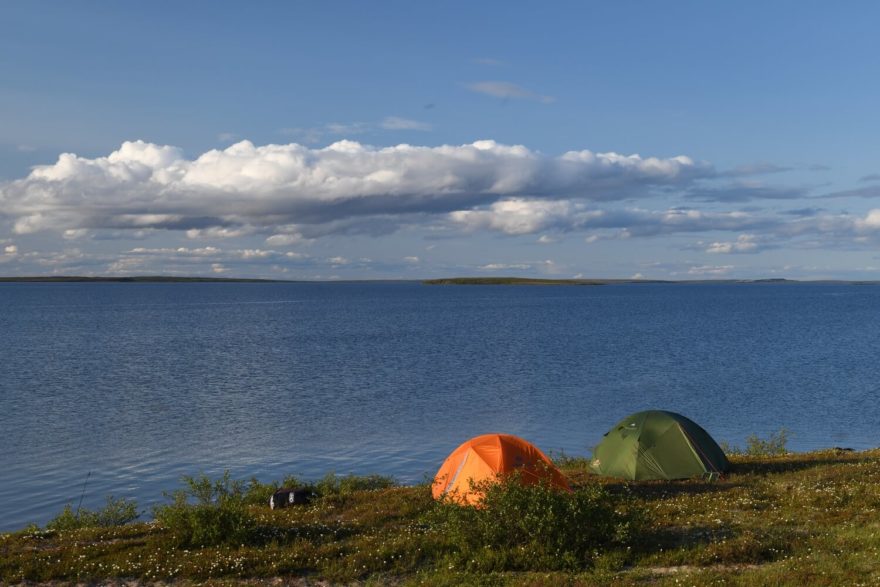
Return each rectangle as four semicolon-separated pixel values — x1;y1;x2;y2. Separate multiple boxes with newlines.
269;487;313;509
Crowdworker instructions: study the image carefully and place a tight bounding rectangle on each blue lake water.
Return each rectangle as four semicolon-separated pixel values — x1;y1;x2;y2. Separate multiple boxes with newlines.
1;281;878;530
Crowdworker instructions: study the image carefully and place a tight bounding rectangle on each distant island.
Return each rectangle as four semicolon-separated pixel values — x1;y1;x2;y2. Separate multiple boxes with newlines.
1;275;877;285
0;276;285;283
422;276;880;286
423;277;633;286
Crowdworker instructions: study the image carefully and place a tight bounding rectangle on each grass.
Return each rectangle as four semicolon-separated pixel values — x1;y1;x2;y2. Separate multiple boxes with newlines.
3;449;880;585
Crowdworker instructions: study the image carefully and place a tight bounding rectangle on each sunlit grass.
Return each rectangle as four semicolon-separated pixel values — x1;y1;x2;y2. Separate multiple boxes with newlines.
3;448;880;585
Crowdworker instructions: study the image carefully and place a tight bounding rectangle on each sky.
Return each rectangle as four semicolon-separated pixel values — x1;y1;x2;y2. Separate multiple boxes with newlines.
2;1;880;280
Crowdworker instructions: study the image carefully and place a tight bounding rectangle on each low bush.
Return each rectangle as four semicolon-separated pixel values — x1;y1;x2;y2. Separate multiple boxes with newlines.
45;496;139;531
241;475;305;506
315;473;396;500
746;428;789;456
722;428;790;457
425;473;639;571
153;471;256;548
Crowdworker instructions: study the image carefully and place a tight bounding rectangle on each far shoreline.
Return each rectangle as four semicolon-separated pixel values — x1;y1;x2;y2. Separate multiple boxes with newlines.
1;275;879;285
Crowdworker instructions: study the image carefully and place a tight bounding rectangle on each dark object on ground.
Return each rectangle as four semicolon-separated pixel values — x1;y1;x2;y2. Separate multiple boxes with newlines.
833;447;855;452
269;487;314;509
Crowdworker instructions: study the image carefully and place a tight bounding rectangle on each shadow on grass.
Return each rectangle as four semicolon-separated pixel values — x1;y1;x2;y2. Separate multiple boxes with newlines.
729;451;879;476
575;478;747;502
629;523;800;567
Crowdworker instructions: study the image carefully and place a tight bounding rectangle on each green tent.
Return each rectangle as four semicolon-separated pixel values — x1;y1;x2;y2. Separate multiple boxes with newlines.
589;410;729;480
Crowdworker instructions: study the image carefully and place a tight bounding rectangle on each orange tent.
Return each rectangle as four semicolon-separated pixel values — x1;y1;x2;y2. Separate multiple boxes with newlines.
432;433;571;505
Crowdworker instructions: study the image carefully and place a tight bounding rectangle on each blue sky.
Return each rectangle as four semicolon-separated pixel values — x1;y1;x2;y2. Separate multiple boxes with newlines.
2;1;880;279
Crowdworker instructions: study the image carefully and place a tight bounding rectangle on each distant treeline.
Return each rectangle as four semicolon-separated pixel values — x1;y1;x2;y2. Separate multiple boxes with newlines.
422;276;880;286
0;276;283;283
423;277;616;286
423;276;708;286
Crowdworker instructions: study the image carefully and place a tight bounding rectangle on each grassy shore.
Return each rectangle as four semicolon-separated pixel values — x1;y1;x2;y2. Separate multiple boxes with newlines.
3;449;880;585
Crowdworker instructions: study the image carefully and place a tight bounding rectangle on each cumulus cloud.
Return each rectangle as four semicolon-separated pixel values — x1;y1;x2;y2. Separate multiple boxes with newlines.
130;246;223;257
452;199;593;235
704;234;764;254
186;226;253;240
0;139;708;238
126;245;312;263
451;199;771;237
264;233;309;246
0;243;18;263
466;81;555;103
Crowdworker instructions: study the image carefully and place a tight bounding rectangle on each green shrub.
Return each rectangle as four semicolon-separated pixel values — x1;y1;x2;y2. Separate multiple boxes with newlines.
315;473;396;499
425;473;639;571
153;471;256;548
546;449;592;470
746;429;789;456
721;428;790;457
45;496;139;531
241;474;311;506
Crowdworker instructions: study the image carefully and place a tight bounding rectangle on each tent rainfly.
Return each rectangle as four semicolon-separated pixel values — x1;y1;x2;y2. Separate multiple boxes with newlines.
432;433;570;505
590;410;729;481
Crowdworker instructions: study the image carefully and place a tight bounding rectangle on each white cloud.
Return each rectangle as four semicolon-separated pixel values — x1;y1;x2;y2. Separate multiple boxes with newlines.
129;246;222;257
687;264;734;276
211;263;228;273
0;243;17;264
239;249;272;259
856;209;880;230
0;139;707;238
705;234;761;254
63;228;89;240
186;226;252;240
452;199;590;235
404;256;420;263
479;263;532;270
106;257;144;274
265;233;307;246
451;200;766;237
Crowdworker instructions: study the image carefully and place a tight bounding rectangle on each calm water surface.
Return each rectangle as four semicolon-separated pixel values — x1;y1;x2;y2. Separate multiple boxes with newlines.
1;282;878;530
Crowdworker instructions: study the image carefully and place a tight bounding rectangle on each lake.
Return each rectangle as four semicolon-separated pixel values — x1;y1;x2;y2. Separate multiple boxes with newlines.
1;281;878;530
